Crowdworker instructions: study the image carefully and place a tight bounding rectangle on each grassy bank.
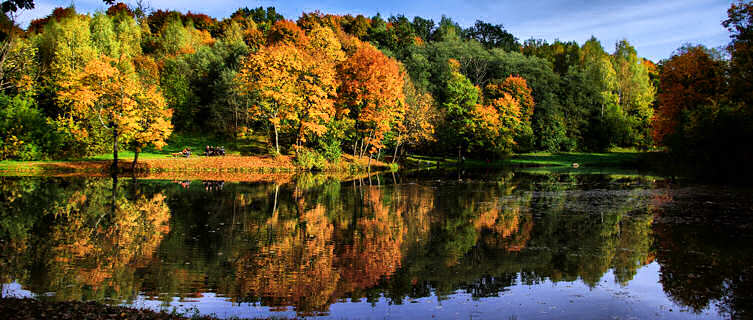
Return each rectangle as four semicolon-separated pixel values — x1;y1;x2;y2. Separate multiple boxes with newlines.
0;151;651;176
0;154;392;175
1;133;657;176
405;151;654;172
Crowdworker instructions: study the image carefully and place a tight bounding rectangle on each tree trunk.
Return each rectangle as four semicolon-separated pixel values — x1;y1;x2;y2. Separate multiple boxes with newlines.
132;147;140;171
457;145;462;168
111;175;118;216
272;184;279;216
359;138;366;158
392;141;400;164
398;146;407;163
112;127;119;175
273;124;280;154
367;153;372;173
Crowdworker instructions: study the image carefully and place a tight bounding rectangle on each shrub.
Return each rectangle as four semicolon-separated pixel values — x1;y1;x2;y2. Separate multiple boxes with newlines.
294;148;327;170
0;94;61;160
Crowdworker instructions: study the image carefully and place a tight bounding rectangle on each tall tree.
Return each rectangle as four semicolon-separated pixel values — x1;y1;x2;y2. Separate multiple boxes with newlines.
724;0;753;105
394;76;437;161
465;20;518;52
59;56;172;172
236;44;302;154
652;45;725;145
237;40;337;153
338;44;405;158
441;59;479;159
612;40;656;147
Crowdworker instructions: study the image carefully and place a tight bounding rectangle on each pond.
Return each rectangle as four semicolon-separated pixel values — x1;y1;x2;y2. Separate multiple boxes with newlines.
1;171;752;319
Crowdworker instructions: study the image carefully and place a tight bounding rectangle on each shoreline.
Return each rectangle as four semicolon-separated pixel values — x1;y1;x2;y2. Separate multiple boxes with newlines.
0;152;656;178
0;154;393;175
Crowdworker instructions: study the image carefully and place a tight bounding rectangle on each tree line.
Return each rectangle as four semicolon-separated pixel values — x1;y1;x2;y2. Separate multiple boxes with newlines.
0;2;750;174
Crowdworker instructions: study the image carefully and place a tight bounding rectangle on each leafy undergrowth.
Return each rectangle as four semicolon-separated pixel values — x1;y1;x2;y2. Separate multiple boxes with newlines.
0;298;221;320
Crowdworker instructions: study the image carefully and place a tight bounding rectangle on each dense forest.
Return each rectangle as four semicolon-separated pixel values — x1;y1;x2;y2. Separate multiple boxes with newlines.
0;1;751;175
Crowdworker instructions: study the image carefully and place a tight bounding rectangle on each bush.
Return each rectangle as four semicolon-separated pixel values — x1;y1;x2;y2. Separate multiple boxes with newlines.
294;148;327;170
0;94;62;160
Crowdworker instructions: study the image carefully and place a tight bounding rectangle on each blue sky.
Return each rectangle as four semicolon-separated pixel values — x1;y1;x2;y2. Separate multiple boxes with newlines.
17;0;734;61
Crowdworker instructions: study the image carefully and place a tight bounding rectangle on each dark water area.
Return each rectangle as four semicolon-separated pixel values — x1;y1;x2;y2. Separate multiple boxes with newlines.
1;171;752;319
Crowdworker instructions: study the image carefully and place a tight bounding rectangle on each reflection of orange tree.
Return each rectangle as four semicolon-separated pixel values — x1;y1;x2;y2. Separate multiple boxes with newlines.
397;184;433;244
48;188;170;300
474;201;533;252
235;204;339;314
336;186;405;292
233;184;411;314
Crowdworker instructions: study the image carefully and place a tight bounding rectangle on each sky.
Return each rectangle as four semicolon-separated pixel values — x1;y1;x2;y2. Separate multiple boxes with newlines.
15;0;735;61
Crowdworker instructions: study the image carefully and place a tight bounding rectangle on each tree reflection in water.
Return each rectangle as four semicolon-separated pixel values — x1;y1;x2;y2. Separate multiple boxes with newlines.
1;173;752;318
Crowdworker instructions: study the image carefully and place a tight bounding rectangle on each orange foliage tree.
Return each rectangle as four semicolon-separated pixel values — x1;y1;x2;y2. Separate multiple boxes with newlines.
336;186;405;292
235;204;339;314
473;75;536;153
651;46;725;145
338;44;405;159
267;20;307;46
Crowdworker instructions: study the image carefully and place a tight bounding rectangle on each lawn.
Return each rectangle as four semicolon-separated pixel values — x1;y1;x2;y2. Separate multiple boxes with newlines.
405;151;649;171
1;131;654;175
82;133;271;161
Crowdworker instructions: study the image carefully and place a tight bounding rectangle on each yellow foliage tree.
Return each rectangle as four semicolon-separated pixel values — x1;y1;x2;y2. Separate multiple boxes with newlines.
59;55;172;171
237;44;337;153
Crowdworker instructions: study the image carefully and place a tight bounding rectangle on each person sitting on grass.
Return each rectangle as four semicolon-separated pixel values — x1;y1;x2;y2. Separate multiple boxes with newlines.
184;147;191;158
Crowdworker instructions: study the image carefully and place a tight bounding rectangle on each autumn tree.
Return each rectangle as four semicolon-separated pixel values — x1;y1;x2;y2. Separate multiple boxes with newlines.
652;46;725;145
237;45;299;153
393;77;437;162
237;42;337;153
267;19;306;46
59;56;172;172
724;0;753;105
478;75;535;153
338;43;405;160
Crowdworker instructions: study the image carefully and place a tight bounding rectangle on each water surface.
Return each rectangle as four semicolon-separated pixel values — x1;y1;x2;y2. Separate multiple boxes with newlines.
1;171;751;319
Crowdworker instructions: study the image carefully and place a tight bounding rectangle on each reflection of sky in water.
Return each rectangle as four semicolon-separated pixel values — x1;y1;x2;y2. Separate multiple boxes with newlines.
5;263;719;319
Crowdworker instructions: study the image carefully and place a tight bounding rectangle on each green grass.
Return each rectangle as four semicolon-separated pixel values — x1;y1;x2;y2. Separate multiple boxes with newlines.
0;133;274;173
504;152;643;167
82;133;272;161
405;151;647;171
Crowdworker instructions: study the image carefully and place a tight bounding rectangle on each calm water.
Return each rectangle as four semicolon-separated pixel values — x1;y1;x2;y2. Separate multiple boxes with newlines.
1;171;752;319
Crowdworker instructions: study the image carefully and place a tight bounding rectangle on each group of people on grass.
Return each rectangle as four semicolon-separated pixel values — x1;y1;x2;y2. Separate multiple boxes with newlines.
172;145;226;158
174;147;191;158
